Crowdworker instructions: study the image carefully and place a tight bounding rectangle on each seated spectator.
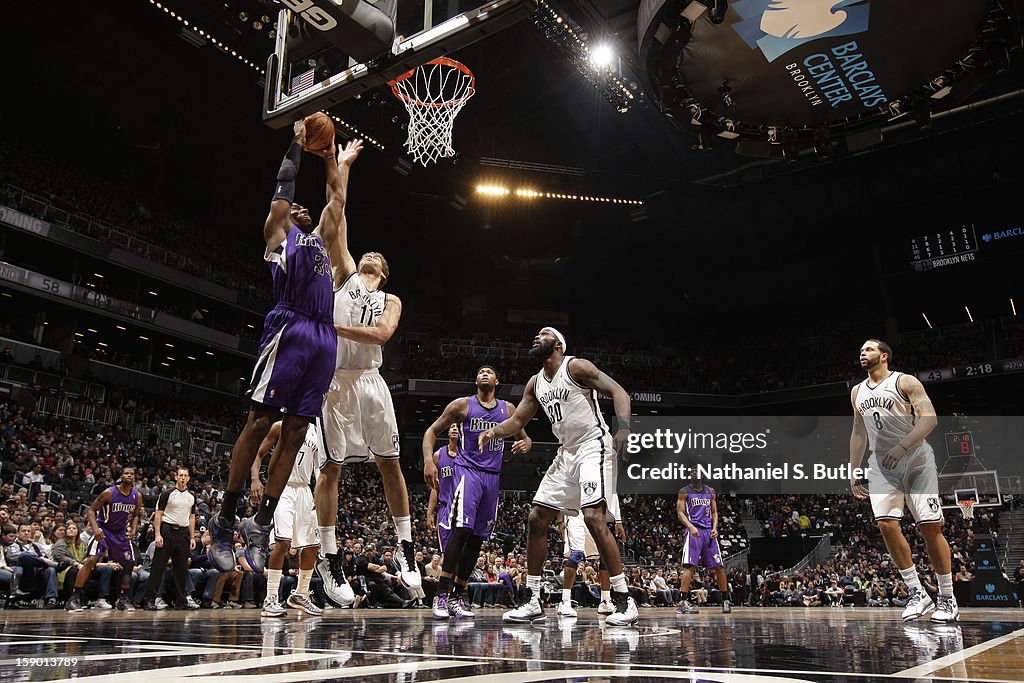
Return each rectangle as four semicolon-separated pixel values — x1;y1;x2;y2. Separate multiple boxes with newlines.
5;523;58;607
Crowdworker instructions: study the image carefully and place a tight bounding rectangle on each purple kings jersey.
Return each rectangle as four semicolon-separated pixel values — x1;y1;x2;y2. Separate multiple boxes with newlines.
99;486;140;535
683;485;714;529
459;396;510;474
265;225;333;321
436;445;456;509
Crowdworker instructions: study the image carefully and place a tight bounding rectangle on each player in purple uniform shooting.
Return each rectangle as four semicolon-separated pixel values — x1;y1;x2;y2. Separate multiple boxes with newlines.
65;467;143;612
676;474;732;614
422;366;532;620
209;122;363;575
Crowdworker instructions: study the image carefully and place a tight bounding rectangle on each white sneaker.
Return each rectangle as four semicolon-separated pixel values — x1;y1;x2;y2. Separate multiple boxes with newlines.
154;597;169;611
286;591;324;616
94;598;113;610
315;554;355;607
931;594;959;623
261;596;286;618
901;589;935;621
503;598;546;624
432;594;450;620
186;596;201;610
397;540;423;590
556;600;577;618
605;593;639;627
597;599;614;615
448;595;475;620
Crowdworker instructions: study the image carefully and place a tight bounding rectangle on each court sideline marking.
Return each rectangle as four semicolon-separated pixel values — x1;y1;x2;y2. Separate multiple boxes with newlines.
890;626;1024;678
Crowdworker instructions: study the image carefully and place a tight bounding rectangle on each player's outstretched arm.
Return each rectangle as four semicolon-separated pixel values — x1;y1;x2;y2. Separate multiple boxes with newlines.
335;295;402;345
249;421;281;506
567;358;632;458
317;139;362;284
506;401;533;454
264;121;306;251
849;386;869;499
422;398;469;488
479;377;539;448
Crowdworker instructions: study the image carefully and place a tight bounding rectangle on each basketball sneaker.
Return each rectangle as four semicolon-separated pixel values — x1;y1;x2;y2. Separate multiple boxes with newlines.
65;594;84;613
677;599;698;614
432;593;450;620
930;594;959;623
502;589;546;624
261;596;286;618
315;553;355;607
207;515;237;573
448;595;475;620
605;591;639;627
239;516;272;574
287;591;324;616
186;597;201;610
901;588;935;621
598;599;615;615
397;540;423;589
556;599;578;618
94;598;112;610
722;599;732;614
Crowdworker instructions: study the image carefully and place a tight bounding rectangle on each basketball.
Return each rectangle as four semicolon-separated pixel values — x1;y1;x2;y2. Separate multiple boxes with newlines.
302;112;334;152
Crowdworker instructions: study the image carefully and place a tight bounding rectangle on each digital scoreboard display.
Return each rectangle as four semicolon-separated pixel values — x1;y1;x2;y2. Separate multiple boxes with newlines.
909;224;978;271
945;431;975;457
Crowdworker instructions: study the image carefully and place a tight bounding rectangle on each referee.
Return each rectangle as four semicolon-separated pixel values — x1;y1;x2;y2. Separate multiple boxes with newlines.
142;466;197;610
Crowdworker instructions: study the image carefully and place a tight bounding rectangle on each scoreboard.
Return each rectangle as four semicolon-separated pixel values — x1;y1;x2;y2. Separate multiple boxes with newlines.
917;358;1024;383
944;431;975;457
908;224;978;271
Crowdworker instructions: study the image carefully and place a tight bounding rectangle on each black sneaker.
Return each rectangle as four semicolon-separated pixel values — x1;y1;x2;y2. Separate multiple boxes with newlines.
65;594;84;612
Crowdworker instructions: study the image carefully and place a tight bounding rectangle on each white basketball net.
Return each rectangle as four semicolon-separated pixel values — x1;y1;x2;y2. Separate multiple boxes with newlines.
957;499;976;520
390;58;475;166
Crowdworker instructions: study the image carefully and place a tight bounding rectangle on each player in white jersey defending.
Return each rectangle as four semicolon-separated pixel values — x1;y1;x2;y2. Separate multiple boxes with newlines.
313;198;420;604
849;339;958;623
558;493;626;617
480;327;638;627
250;420;325;617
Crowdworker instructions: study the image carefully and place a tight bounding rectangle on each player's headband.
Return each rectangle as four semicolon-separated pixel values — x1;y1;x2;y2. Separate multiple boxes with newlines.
541;327;567;353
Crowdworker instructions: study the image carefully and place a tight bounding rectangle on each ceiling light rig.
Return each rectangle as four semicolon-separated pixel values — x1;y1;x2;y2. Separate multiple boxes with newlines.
476;184;643;205
148;0;263;74
532;0;636;113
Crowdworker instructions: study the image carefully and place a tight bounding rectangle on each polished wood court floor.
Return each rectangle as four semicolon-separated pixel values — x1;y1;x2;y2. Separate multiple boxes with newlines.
1;606;1022;682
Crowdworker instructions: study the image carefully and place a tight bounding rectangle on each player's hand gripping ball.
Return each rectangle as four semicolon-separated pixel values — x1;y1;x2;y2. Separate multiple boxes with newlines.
302;112;335;152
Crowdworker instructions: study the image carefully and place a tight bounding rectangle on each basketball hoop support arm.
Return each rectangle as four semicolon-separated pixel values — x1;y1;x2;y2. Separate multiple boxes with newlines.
263;0;536;129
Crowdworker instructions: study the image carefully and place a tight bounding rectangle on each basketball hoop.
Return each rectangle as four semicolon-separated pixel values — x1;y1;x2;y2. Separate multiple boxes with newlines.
389;57;475;166
956;499;976;520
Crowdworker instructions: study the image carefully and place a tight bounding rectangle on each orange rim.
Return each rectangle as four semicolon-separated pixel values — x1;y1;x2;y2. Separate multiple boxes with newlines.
388;57;475;108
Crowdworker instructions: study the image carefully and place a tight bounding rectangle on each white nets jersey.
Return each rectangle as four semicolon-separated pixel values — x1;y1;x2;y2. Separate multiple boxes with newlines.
334;272;387;370
534;356;609;450
854;371;919;454
288;421;322;487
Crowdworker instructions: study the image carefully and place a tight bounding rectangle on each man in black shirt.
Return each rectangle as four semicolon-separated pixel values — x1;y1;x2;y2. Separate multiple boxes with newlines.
142;467;196;610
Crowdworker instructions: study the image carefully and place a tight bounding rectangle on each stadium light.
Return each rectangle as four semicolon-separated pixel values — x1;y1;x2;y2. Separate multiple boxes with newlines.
590;44;615;69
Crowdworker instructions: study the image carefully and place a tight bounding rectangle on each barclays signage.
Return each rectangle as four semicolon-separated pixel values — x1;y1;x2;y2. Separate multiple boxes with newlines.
969;534;1017;606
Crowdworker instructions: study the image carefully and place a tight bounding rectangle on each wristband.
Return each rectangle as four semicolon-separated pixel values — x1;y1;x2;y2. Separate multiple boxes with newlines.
613;417;632;433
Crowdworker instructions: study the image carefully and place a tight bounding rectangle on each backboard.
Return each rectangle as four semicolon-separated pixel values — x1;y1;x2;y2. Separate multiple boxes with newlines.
938;470;1002;510
263;0;536;129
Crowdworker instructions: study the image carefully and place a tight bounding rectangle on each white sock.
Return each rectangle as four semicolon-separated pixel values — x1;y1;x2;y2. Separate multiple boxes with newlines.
601;589;611;603
609;573;628;593
394;516;412;543
562;588;571;604
298;568;313;596
267;569;282;602
319;526;338;556
937;572;954;596
526;575;542;598
899;566;922;593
